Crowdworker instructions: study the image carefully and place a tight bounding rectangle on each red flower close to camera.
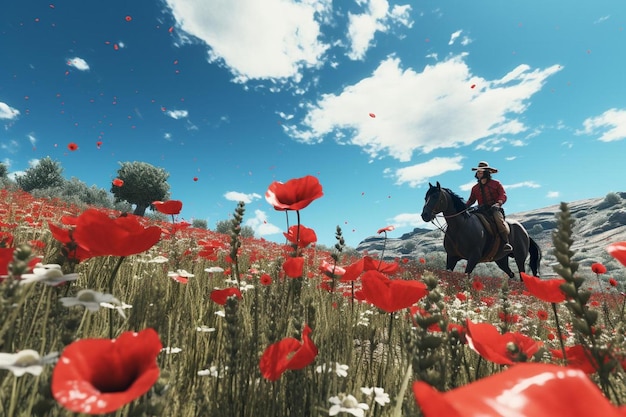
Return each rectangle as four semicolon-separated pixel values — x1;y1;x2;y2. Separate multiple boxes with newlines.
607;242;626;268
360;270;428;313
210;287;242;305
413;363;626;417
521;272;567;303
340;256;399;282
549;344;601;374
52;328;162;415
259;324;318;381
71;209;161;258
591;263;607;274
152;200;183;215
265;175;323;211
283;225;317;248
466;320;542;365
283;256;305;278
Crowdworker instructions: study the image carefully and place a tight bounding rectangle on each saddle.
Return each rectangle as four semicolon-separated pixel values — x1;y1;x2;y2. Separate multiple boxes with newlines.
472;210;510;262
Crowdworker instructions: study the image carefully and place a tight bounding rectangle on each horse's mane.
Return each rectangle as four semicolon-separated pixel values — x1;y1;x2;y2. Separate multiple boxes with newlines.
442;187;467;213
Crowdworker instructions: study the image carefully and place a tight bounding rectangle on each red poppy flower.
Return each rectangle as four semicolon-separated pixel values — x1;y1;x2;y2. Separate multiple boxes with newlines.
521;272;567;303
283;225;317;248
607;242;626;268
471;279;484;291
67;142;78;151
591;263;607;274
550;344;601;374
71;209;161;258
413;363;626;417
609;278;618;287
112;178;124;187
210;287;242;305
465;320;542;365
193;177;198;182
259;324;318;381
265;175;323;211
152;200;183;215
377;225;395;234
260;273;272;286
0;247;14;276
360;270;428;313
319;260;346;279
52;328;162;415
283;256;305;278
340;256;399;282
537;309;549;320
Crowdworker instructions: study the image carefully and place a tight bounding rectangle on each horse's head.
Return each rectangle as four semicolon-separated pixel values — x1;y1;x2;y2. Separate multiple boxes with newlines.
421;182;444;222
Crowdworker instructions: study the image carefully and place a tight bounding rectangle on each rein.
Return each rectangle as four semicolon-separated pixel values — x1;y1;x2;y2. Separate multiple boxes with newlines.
426;188;471;231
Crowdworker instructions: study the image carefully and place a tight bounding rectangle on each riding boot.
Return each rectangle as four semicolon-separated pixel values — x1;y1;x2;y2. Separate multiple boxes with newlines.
500;232;513;253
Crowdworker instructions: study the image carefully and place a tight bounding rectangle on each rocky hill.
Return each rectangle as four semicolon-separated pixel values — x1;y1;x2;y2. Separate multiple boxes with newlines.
356;192;626;279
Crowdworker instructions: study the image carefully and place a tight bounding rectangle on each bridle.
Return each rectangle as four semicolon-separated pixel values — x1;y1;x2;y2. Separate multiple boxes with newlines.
425;188;471;232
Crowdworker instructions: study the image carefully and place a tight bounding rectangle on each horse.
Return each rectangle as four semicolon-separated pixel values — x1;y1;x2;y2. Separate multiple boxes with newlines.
420;182;541;280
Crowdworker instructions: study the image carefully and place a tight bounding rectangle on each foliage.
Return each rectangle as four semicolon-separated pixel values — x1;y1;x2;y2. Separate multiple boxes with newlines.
1;190;626;416
31;177;116;209
14;157;64;192
111;161;170;216
0;162;7;178
215;219;254;238
192;219;208;229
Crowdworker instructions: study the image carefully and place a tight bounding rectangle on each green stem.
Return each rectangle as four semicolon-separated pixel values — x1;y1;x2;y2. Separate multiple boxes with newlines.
108;256;126;338
551;302;567;363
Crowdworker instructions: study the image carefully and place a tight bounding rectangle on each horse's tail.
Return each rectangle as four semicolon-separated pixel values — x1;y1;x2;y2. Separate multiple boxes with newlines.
528;237;542;276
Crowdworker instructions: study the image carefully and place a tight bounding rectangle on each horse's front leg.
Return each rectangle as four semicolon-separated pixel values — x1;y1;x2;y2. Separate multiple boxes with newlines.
495;257;515;279
464;255;481;276
446;254;461;271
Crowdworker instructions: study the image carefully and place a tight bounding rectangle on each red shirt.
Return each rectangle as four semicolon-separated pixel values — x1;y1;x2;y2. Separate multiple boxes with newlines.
466;179;507;207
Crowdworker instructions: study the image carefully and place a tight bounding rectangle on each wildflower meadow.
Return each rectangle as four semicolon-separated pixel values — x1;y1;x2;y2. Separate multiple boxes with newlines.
2;175;626;417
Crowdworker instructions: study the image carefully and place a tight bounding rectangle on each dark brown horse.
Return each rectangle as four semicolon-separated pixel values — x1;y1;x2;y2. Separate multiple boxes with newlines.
421;182;541;279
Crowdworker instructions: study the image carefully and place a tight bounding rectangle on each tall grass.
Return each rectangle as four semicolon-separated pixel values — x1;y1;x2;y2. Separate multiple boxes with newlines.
0;189;625;416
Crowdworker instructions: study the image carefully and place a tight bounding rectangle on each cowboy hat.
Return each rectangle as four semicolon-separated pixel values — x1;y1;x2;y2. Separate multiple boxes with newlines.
471;161;498;173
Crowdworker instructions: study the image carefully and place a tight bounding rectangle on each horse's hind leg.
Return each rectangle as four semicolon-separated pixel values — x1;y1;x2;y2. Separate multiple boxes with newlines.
495;257;515;279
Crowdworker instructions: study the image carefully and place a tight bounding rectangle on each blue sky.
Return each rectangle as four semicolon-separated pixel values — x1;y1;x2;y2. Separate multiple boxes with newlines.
1;0;625;247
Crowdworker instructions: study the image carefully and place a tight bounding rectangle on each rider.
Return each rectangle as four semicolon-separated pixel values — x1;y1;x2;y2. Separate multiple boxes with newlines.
466;161;512;253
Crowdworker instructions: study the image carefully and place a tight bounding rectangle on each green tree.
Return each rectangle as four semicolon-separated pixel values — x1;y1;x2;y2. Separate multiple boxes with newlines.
15;157;64;192
111;161;170;216
192;219;208;229
0;162;7;178
215;219;255;238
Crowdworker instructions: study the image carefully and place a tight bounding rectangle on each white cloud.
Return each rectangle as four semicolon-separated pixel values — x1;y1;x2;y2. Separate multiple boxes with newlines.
67;57;90;71
459;181;475;192
579;108;626;142
594;15;610;24
245;209;282;236
346;0;412;60
224;191;262;204
27;133;36;147
387;212;433;229
164;0;332;82
506;181;540;189
166;109;189;119
1;140;19;154
546;191;560;198
0;102;20;120
448;29;462;45
391;156;464;187
286;55;561;161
